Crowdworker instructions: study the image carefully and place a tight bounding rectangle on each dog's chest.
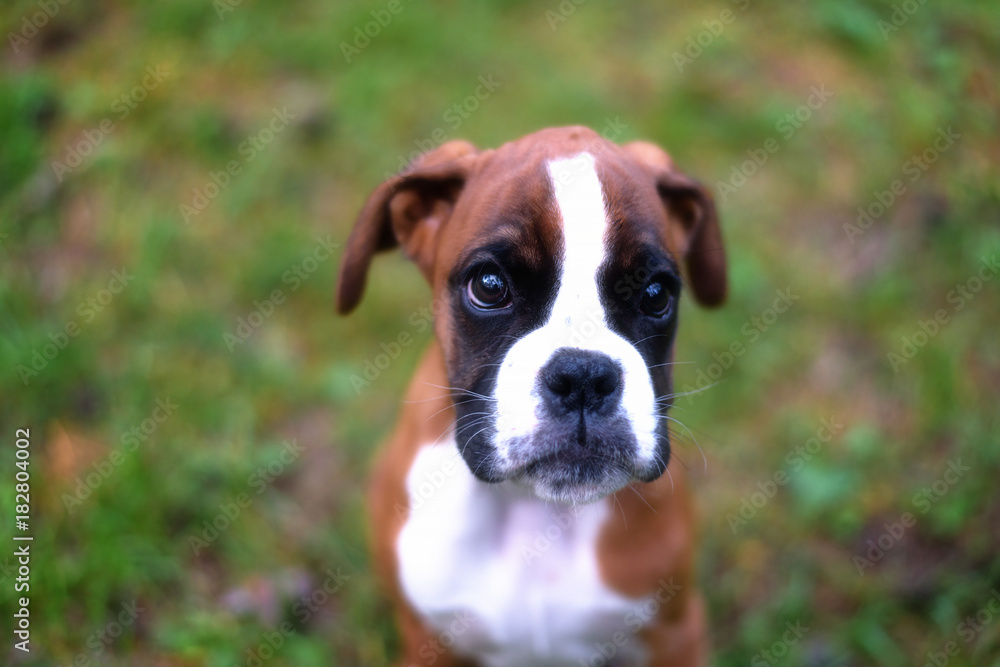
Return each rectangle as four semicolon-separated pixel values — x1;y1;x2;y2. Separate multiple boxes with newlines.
397;443;650;666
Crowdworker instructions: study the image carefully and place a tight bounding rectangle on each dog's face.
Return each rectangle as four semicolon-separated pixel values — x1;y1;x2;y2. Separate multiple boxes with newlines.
338;127;726;504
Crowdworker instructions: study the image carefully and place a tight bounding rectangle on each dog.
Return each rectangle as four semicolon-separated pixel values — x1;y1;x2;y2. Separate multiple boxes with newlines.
337;126;726;666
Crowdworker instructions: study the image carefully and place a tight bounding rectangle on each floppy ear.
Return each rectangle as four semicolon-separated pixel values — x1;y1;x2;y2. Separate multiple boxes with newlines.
623;141;727;307
336;140;479;314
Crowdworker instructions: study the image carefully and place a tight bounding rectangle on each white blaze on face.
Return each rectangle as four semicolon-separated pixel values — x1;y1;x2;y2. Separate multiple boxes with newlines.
491;152;659;481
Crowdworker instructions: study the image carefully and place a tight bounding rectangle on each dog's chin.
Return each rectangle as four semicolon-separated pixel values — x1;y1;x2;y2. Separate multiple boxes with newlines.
508;453;636;505
461;426;668;502
527;476;629;505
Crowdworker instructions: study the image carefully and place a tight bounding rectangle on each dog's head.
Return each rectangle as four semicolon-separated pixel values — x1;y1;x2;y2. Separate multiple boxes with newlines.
338;126;726;503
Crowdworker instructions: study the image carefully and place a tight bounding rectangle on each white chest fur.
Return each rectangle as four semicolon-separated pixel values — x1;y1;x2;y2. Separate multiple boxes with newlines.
397;443;652;666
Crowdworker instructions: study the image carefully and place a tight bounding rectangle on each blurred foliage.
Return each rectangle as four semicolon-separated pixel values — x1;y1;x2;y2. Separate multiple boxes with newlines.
0;0;998;664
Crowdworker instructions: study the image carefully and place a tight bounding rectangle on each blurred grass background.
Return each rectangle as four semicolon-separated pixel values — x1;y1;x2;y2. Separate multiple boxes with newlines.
1;0;998;664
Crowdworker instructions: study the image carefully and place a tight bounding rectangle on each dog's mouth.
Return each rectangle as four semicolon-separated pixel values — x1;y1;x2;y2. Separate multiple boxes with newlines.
508;445;637;504
453;386;669;502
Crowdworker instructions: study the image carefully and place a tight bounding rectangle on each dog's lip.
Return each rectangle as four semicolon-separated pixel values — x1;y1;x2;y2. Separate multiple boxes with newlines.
510;449;636;479
509;450;636;504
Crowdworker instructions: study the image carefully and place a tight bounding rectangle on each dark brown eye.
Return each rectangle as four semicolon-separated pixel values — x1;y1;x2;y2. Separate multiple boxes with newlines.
467;264;511;310
640;281;674;317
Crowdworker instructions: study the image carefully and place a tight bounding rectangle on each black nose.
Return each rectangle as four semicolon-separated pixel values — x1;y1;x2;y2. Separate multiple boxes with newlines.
540;348;623;416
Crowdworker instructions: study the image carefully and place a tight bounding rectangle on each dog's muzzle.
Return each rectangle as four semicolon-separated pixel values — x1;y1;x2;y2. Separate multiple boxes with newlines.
505;347;641;503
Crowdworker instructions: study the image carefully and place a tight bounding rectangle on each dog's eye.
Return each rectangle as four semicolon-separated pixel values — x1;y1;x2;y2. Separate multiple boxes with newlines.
640;281;674;318
467;265;512;310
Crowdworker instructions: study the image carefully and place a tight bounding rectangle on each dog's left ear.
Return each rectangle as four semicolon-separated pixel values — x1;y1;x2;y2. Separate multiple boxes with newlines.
336;141;480;314
623;141;727;307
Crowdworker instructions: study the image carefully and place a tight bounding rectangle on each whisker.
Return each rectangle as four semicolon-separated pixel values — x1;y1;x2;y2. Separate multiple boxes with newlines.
660;429;693;451
627;482;658;513
654;401;691;416
421;382;497;402
646;361;695;370
428;410;489;449
454;418;492;441
662;415;707;474
657;435;699;477
460;423;496;456
613;492;627;530
653;381;723;407
427;422;457;449
422;396;477;423
634;333;676;345
403;393;458;404
472;449;501;479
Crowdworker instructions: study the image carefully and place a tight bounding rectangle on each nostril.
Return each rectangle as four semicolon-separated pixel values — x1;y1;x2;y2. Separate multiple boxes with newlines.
593;373;618;397
540;348;624;414
548;373;573;397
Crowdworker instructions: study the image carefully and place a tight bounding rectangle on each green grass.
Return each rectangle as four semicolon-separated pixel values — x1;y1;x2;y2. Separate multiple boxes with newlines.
1;0;999;664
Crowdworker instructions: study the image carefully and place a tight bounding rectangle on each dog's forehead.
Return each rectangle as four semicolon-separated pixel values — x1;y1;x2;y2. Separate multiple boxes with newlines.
441;127;670;269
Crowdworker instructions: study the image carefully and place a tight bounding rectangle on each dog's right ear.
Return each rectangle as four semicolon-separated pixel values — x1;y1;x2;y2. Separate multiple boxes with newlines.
623;141;727;308
336;140;480;314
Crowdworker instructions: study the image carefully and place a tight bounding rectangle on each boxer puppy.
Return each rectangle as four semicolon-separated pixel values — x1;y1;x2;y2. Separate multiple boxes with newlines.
337;126;726;666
